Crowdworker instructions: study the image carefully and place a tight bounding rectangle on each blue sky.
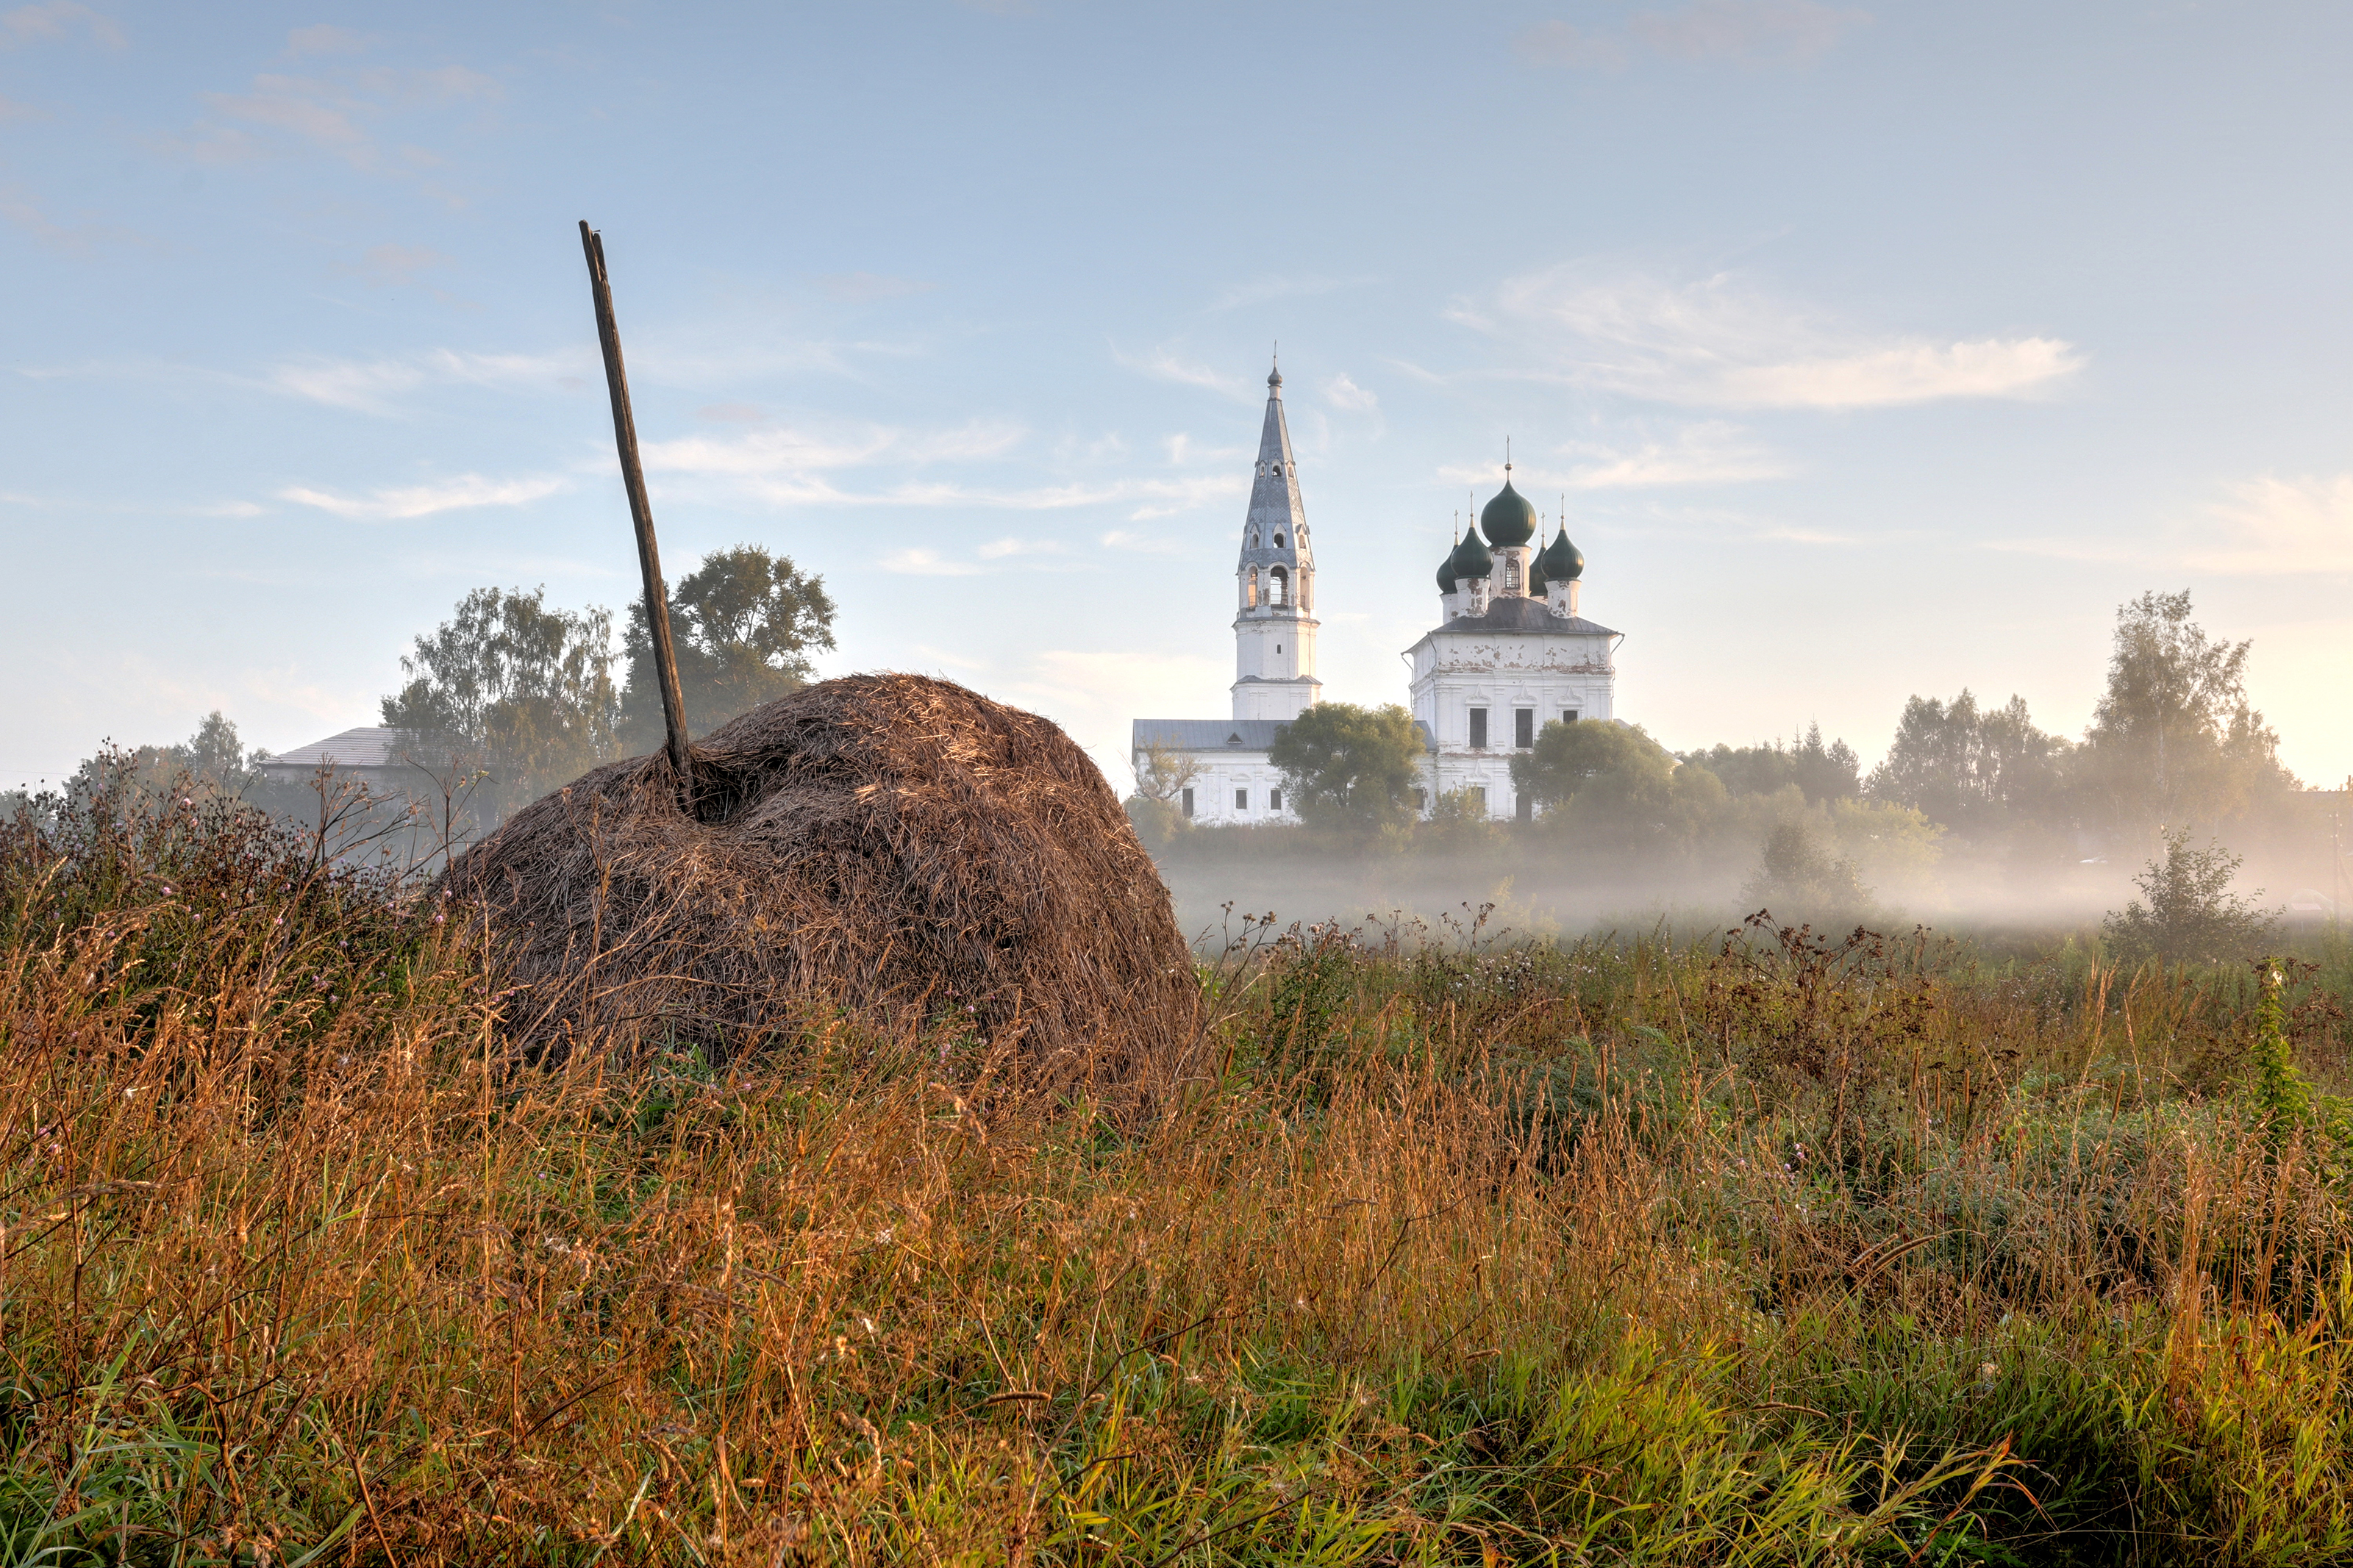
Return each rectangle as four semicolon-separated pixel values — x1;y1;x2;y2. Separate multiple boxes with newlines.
7;0;2352;790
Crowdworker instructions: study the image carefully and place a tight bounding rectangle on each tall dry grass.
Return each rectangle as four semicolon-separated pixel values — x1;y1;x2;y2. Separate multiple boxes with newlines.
6;778;2353;1564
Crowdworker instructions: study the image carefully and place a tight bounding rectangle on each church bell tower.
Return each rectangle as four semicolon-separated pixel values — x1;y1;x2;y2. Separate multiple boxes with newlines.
1231;360;1321;720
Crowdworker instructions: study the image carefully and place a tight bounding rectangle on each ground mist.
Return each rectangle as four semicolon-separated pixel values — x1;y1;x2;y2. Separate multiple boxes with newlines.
8;781;2353;1564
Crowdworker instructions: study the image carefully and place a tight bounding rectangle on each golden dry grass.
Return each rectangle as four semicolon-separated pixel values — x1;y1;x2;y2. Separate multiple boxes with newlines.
8;779;2353;1564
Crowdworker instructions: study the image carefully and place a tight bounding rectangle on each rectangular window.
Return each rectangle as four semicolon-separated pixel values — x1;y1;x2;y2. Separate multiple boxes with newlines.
1268;788;1282;811
1412;787;1427;811
1468;786;1487;814
1468;706;1488;750
1514;708;1534;748
1563;709;1579;724
1181;787;1194;817
1235;788;1249;811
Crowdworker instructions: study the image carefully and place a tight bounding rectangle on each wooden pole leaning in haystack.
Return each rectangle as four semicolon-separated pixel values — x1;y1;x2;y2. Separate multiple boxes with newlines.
579;220;694;806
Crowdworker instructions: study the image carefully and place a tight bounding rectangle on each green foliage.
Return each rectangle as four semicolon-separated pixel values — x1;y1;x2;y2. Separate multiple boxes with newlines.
1122;793;1188;848
1681;721;1862;804
1513;716;1675;810
44;709;257;809
2104;829;2280;966
620;544;836;748
1742;820;1872;919
1265;700;1424;830
1867;687;2069;832
1416;785;1500;852
2249;958;2315;1150
1512;720;1738;860
23;778;2353;1561
379;584;620;816
2082;588;2296;844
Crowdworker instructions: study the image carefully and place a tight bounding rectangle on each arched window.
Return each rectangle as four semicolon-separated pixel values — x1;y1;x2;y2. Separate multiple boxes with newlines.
1506;556;1521;592
1274;531;1285;548
1270;566;1289;606
1246;568;1260;608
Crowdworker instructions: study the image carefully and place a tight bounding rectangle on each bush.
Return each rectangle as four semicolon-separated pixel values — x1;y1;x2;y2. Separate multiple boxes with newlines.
2104;829;2279;965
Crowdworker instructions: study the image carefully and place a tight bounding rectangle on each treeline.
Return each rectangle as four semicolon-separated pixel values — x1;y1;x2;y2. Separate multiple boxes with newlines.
376;545;834;820
1132;590;2327;923
3;545;835;841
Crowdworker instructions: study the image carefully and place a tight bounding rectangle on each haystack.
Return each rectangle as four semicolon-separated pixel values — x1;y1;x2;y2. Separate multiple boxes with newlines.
445;673;1202;1086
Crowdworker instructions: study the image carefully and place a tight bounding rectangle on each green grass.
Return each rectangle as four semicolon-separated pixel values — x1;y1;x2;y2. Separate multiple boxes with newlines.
8;784;2353;1563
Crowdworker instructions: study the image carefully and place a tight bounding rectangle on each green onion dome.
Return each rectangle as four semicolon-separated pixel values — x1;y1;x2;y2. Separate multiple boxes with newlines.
1536;523;1584;584
1479;477;1538;548
1450;526;1493;581
1435;546;1458;592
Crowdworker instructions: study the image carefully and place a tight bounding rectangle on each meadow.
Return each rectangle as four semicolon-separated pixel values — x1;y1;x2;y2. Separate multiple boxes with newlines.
7;778;2353;1564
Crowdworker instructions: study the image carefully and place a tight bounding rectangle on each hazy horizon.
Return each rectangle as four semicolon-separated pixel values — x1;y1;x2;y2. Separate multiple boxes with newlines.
6;1;2352;792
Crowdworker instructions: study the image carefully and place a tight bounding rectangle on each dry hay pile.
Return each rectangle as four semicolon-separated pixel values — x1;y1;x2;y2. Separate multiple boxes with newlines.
446;673;1202;1087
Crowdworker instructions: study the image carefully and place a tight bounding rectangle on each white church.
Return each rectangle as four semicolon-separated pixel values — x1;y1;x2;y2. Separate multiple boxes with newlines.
1132;362;1622;823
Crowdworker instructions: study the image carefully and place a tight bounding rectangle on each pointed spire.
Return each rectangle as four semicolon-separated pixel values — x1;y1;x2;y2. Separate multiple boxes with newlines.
1240;355;1309;566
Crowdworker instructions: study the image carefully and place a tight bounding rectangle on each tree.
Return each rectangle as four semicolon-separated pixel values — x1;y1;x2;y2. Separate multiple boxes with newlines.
1742;821;1872;918
1268;702;1425;830
2102;830;2279;966
1681;723;1860;803
43;712;257;818
1125;740;1200;845
382;587;620;815
176;711;249;785
1131;740;1201;805
1514;720;1727;853
1514;720;1675;813
1867;689;2067;832
620;545;836;748
2079;590;2291;848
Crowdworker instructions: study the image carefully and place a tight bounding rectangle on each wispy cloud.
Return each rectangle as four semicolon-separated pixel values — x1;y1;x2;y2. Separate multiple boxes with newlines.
1323;372;1379;413
1113;344;1259;402
1443;422;1791;489
1160;433;1250;467
1204;273;1376;312
1517;0;1867;71
1101;529;1186;555
0;182;154;254
1457;266;2082;409
159;60;501;190
265;347;582;413
2196;474;2353;575
277;472;569;520
639;416;1240;518
814;271;936;304
1976;536;2138;564
976;537;1065;559
336;242;451;288
881;548;984;577
1;2;123;49
999;648;1230;779
639;419;1021;501
284;24;370;57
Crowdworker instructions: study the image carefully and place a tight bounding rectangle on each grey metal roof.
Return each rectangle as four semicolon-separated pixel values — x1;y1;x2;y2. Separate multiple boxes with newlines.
1418;596;1618;638
1240;369;1310;566
254;726;410;776
1131;719;1292;752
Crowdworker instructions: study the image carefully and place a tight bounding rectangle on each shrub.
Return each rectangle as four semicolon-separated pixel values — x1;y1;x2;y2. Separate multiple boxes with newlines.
2104;829;2280;966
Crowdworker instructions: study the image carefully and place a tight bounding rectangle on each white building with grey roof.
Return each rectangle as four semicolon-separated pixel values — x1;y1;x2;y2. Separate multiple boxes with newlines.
1131;363;1623;824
